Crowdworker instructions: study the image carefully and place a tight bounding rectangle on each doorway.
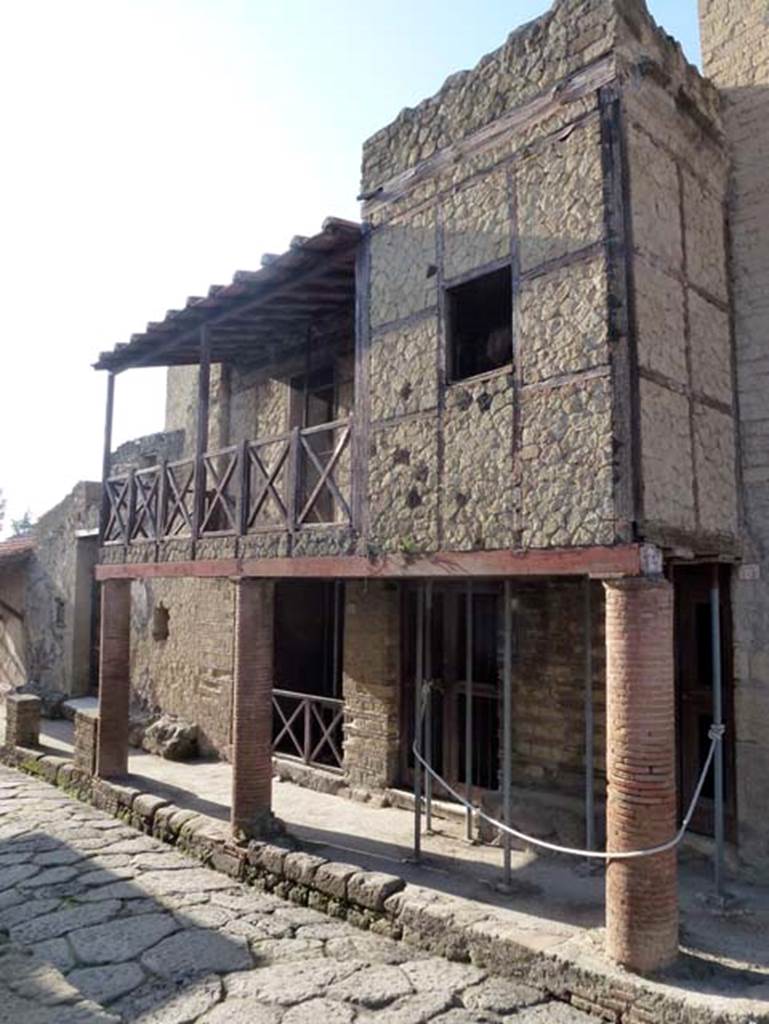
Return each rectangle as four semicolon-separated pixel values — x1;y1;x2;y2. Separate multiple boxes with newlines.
674;564;736;838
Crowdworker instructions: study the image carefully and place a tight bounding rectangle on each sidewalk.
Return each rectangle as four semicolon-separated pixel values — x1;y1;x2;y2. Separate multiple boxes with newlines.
19;714;769;1020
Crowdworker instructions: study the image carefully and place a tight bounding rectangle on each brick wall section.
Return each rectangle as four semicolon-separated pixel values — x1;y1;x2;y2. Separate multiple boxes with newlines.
73;709;97;775
604;577;677;973
700;0;769;870
231;579;274;835
343;582;400;790
95;579;131;778
4;694;40;747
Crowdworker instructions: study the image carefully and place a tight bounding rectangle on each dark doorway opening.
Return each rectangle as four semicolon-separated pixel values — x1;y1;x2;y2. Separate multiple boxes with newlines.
273;580;345;771
400;582;502;797
674;563;736;838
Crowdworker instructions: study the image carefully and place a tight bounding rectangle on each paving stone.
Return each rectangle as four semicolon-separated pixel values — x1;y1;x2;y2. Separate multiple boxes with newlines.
141;928;252;980
0;863;40;890
400;958;486;993
11;900;122;943
138;867;237;895
431;1011;495;1024
110;973;222;1023
0;897;61;929
199;1000;284;1023
36;936;76;972
251;937;325;964
211;890;280;915
357;991;455;1024
79;880;147;902
282;998;357;1023
70;912;178;964
326;934;425;965
77;866;136;887
510;1003;596;1023
68;961;146;1005
462;977;544;1014
19;865;80;889
328;964;414;1008
34;848;84;867
225;960;360;1006
313;860;358;900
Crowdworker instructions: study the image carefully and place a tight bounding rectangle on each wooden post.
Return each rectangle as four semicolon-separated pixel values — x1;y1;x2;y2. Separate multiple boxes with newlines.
192;325;212;549
99;373;116;543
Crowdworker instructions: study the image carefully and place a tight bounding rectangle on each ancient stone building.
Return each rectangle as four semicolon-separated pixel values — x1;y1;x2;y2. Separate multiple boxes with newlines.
0;482;101;702
85;0;765;973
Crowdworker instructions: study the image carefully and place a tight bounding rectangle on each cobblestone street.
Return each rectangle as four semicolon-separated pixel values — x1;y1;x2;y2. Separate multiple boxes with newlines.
0;766;587;1023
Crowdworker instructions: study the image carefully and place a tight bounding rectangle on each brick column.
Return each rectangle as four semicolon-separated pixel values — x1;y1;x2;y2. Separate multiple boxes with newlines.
95;579;131;778
604;577;678;973
231;578;274;837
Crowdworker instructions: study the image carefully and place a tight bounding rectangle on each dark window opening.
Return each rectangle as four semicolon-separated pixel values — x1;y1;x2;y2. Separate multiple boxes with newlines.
152;604;170;642
447;267;512;382
55;598;65;630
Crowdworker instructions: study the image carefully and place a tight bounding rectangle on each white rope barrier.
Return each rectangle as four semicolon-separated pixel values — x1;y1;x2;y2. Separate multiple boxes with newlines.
413;684;725;862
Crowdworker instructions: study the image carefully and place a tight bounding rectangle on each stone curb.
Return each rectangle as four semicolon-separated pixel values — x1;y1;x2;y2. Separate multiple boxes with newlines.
1;744;764;1024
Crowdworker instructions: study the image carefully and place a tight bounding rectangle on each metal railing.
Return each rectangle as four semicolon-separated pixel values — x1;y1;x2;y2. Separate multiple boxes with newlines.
272;689;344;772
102;417;353;545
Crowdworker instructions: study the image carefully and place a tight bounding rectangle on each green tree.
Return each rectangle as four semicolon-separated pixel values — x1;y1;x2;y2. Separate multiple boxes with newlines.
11;510;35;537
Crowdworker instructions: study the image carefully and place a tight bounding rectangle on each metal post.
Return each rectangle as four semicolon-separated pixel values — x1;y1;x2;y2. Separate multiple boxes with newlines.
465;581;474;842
332;580;342;696
502;580;513;889
584;576;596;855
710;565;725;898
425;580;434;834
192;325;211;548
413;584;424;861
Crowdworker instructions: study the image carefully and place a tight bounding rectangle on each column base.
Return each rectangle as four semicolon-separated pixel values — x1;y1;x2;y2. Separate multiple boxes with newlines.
231;809;285;843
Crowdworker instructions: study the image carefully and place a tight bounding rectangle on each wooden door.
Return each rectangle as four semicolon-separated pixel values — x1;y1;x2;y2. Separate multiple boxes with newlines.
674;564;736;838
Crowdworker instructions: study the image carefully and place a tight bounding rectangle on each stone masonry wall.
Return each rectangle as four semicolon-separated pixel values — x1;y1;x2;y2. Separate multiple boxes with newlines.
0;566;27;692
129;576;235;758
24;482;101;699
342;581;401;790
624;72;737;550
700;0;769;869
364;49;614;554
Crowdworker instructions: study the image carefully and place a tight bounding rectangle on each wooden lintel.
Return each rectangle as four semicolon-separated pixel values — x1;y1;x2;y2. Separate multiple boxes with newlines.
95;544;645;582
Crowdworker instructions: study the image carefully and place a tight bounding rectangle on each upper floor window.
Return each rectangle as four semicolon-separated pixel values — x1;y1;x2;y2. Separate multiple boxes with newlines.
446;266;512;383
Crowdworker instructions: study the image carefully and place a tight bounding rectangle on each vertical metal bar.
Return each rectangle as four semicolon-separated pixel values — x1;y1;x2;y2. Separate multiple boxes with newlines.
413;585;424;861
238;438;249;536
711;565;725;898
287;426;300;534
99;372;116;544
425;580;434;834
465;580;473;842
584;576;596;855
502;580;513;888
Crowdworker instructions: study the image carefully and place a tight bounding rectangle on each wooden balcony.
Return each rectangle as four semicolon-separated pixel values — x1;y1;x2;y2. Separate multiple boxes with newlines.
101;417;353;549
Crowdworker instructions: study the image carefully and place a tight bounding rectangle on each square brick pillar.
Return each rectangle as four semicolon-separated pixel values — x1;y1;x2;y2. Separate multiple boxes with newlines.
4;694;41;748
95;579;131;778
231;579;274;837
604;577;678;973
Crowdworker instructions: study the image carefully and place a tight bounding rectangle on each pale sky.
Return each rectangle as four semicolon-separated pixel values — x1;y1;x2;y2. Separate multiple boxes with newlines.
0;1;700;535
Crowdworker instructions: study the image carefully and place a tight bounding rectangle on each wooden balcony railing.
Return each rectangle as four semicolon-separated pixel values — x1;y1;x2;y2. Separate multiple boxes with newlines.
272;689;345;772
102;417;353;546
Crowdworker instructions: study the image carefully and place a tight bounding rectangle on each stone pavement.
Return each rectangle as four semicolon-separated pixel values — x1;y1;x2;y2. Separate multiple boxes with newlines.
0;766;587;1024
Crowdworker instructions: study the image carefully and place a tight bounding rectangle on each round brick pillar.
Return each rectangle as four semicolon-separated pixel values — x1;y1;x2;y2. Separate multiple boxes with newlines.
604;577;678;973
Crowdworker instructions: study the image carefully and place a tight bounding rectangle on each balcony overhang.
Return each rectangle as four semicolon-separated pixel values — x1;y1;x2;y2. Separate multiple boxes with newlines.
94;217;361;373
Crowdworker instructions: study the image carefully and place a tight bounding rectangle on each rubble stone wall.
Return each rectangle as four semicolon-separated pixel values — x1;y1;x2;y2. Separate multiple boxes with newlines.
624;75;737;549
364;52;614;555
129;576;235;758
342;581;401;790
0;567;28;692
24;482;101;699
700;0;769;868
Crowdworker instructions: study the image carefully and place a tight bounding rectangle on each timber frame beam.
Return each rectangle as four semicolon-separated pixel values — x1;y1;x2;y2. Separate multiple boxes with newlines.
95;542;654;582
